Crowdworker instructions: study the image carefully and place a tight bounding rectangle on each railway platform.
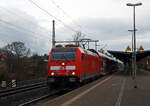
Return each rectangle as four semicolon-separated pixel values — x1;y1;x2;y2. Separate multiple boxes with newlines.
40;69;150;106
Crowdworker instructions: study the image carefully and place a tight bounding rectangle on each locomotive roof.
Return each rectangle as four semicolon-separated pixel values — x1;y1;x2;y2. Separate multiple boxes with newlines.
108;50;150;64
51;47;123;63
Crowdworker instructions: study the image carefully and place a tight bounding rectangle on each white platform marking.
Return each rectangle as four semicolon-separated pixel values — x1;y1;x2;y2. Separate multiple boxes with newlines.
116;79;126;106
61;76;112;106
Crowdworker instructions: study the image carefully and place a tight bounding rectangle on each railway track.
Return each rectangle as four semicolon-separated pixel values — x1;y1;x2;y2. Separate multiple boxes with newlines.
18;77;106;106
0;79;71;106
0;75;112;106
18;89;70;106
0;81;47;98
18;75;111;106
0;80;48;106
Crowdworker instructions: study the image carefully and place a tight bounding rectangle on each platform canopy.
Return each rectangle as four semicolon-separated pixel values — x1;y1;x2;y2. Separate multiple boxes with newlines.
108;50;150;63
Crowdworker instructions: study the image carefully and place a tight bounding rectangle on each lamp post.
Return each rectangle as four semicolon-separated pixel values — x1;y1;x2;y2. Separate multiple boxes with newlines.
126;2;142;88
128;29;134;77
128;29;137;51
128;30;134;51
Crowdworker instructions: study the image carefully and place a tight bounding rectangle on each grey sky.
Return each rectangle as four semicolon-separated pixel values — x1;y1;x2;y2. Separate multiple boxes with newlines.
0;0;149;54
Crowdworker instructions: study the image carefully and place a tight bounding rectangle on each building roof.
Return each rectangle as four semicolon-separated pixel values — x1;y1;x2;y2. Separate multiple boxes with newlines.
108;50;150;63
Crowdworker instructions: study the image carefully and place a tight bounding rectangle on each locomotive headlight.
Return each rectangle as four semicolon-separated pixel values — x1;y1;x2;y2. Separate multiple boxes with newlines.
72;72;75;75
51;72;55;76
62;62;65;65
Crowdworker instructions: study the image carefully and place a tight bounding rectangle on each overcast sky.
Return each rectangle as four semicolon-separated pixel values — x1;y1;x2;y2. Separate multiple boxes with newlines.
0;0;149;54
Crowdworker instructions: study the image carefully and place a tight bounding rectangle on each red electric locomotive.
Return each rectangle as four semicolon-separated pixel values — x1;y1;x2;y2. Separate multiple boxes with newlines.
47;46;101;89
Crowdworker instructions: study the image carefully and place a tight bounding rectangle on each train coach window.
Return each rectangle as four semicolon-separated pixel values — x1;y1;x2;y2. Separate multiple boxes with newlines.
51;48;77;61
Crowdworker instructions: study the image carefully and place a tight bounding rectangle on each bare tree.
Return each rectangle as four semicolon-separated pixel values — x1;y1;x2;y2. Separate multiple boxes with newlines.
3;41;30;58
72;31;85;46
3;41;31;68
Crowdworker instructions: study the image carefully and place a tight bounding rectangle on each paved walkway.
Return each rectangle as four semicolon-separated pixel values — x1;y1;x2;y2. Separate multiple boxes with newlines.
41;70;150;106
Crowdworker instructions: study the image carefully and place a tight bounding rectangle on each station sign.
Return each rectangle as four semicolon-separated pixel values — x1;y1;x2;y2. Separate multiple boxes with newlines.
125;45;131;52
138;45;144;51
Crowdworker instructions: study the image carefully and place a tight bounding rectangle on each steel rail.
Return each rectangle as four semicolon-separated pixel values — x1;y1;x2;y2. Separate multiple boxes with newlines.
0;81;47;97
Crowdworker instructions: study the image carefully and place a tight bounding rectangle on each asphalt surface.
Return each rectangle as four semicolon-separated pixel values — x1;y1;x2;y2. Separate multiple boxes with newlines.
40;70;150;106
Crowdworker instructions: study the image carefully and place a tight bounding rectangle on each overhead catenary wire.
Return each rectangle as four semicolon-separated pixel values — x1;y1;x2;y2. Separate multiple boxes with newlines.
0;31;49;53
28;0;78;33
28;0;103;40
0;26;50;53
0;6;51;34
48;0;100;38
0;20;51;41
28;0;93;38
0;7;52;51
49;0;82;29
0;19;50;39
0;31;34;44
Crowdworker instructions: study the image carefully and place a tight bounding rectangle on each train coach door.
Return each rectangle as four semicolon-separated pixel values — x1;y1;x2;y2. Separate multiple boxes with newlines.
82;53;86;81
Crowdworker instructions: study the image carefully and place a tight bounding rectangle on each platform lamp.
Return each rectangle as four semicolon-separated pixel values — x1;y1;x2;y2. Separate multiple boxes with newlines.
126;2;142;88
128;30;134;51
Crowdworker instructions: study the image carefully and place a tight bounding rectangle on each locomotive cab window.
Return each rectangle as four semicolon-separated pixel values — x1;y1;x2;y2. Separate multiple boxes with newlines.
51;48;77;61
